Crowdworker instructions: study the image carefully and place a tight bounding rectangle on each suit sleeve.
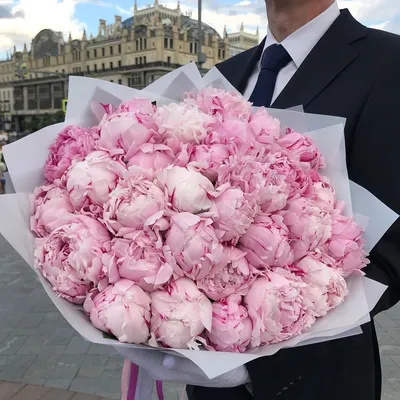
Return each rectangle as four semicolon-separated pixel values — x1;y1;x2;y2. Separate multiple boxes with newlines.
348;58;400;315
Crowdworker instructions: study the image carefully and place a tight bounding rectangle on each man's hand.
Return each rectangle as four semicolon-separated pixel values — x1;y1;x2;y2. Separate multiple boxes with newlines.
115;346;250;387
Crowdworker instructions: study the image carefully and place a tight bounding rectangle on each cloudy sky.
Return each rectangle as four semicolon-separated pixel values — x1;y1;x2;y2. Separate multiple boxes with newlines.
0;0;399;59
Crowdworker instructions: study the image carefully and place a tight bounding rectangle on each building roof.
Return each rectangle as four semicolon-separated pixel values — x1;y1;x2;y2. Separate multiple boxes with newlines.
121;15;223;40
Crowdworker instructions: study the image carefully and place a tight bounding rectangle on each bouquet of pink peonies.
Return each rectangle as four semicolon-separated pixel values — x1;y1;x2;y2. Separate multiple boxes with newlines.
29;87;368;352
0;64;397;383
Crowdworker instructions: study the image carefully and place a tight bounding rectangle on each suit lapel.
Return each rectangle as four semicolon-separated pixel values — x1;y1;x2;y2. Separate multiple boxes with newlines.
272;10;367;109
236;38;265;94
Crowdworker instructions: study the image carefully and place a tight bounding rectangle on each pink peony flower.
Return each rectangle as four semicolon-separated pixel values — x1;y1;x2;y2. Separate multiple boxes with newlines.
239;214;293;269
328;212;369;277
30;183;75;237
91;102;115;123
278;131;325;171
66;150;126;213
83;279;151;344
35;259;90;304
282;197;332;261
157;166;214;214
97;109;155;160
127;143;174;180
217;155;289;213
249;108;281;144
103;174;165;237
189;143;231;181
165;212;224;280
150;278;212;349
311;175;336;210
185;87;252;121
115;97;156;115
244;269;315;347
197;247;257;301
209;119;255;151
294;252;349;316
44;125;99;183
34;215;111;302
210;186;258;245
103;233;173;292
263;150;313;199
154;103;214;153
206;294;252;353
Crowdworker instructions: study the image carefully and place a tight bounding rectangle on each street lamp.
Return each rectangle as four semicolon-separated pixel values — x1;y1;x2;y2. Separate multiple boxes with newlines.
197;0;206;68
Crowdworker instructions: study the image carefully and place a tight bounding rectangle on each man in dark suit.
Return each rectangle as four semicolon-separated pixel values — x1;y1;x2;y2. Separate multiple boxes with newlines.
187;0;400;399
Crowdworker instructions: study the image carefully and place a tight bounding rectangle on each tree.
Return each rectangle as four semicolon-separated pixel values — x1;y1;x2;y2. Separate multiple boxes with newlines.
54;111;65;123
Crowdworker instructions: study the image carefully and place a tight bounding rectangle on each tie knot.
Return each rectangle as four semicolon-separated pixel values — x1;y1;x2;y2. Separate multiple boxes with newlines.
260;44;292;73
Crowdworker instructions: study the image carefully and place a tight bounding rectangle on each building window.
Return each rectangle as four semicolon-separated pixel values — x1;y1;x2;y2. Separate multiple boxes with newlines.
38;84;51;110
110;80;114;83
102;63;105;71
135;58;138;65
118;44;122;53
143;38;147;49
110;62;113;69
118;60;122;68
94;64;97;72
87;65;90;72
62;69;65;73
167;56;171;65
87;50;90;59
136;40;139;51
143;56;146;65
110;46;113;55
27;85;38;110
169;38;173;49
102;48;105;57
128;77;131;87
131;72;142;86
164;38;168;48
94;49;97;57
118;79;122;85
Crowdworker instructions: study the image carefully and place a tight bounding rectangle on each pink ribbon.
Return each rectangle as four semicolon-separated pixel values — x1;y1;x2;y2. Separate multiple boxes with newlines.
121;360;164;400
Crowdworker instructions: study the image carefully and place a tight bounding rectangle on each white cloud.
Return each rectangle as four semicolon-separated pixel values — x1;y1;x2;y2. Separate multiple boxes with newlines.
115;5;133;16
0;0;86;55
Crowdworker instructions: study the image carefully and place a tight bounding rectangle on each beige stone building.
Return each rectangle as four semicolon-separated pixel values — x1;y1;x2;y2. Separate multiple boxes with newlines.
0;1;258;132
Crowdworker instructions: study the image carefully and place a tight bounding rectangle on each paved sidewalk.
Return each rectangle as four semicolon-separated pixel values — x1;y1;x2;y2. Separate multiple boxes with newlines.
1;230;400;399
0;381;112;400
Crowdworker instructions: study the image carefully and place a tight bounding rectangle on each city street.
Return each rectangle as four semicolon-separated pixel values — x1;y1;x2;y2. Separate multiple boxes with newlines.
1;232;400;399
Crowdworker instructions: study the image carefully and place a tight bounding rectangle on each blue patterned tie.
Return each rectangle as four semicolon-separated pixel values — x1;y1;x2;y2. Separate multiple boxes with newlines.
249;44;292;107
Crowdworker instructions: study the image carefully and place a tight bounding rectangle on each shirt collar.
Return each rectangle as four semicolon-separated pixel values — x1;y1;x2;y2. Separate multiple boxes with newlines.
263;1;340;69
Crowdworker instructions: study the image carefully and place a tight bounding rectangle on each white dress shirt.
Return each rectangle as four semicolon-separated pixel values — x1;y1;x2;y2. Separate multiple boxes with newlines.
244;2;341;103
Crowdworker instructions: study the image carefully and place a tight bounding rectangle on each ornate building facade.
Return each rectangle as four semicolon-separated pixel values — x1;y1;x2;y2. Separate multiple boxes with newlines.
0;1;258;132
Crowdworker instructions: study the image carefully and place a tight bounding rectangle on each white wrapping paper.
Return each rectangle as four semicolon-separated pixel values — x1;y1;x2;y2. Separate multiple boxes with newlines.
0;66;397;380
